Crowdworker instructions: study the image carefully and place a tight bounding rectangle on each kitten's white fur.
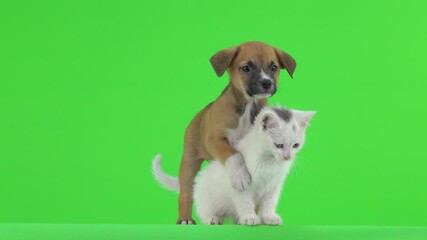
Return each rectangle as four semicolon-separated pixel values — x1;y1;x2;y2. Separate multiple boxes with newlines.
152;105;315;225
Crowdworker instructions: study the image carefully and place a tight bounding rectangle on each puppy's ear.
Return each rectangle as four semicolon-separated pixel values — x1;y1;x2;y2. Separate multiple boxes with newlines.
210;47;239;77
274;48;297;78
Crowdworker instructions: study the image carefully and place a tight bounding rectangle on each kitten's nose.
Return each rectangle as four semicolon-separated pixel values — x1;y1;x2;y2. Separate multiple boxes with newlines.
284;155;292;161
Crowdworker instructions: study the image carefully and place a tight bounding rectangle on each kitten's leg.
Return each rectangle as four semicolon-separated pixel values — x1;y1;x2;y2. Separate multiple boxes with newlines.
259;189;282;225
201;216;224;225
197;201;225;225
233;192;261;226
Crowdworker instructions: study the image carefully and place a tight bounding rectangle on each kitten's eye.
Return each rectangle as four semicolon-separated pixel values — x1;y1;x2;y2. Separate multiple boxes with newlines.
293;143;300;149
275;143;284;148
242;65;251;72
271;64;278;72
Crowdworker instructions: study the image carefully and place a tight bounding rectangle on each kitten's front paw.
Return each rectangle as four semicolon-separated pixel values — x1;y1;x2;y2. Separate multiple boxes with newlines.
238;215;261;226
261;213;282;225
226;153;252;191
202;216;224;225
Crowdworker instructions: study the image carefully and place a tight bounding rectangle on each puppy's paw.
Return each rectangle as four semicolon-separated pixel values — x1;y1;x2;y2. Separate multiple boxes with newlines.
261;213;282;226
226;153;252;191
230;167;252;191
238;214;261;226
176;219;196;225
202;216;224;225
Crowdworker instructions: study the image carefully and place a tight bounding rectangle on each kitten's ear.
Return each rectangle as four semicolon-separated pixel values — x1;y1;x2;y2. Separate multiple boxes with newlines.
261;112;279;130
293;110;316;127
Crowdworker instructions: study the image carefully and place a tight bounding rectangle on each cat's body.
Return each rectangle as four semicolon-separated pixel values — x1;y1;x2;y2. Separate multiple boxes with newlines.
193;130;292;225
152;105;315;225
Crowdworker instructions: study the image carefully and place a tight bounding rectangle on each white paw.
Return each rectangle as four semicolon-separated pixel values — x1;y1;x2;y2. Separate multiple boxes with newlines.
202;216;224;225
238;215;261;226
230;167;252;191
226;153;252;191
261;213;282;225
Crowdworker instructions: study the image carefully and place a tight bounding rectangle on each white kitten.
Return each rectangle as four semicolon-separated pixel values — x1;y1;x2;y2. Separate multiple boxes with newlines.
152;106;315;225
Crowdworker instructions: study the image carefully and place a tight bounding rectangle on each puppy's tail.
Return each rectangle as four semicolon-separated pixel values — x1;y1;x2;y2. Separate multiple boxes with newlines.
152;154;180;192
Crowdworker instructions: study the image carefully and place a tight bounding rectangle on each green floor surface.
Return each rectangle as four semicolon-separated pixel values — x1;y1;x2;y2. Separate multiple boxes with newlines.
0;224;426;240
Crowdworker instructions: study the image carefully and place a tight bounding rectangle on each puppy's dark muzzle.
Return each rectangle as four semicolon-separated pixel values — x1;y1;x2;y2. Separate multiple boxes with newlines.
246;79;276;97
260;80;272;90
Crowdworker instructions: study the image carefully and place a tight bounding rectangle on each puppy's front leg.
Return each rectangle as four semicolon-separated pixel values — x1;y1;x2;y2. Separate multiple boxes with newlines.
225;153;252;191
206;135;251;191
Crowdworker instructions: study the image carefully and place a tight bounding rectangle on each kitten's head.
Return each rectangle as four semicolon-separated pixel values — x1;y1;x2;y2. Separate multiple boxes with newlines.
255;107;316;161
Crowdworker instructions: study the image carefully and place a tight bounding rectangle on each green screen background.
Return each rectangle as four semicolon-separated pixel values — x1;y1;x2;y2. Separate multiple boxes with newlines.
1;0;426;226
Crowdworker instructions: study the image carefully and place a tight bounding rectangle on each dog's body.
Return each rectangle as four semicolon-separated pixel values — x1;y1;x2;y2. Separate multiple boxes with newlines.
176;42;296;224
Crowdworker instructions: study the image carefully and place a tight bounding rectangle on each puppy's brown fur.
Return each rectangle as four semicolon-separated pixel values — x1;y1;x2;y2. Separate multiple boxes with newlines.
177;41;296;224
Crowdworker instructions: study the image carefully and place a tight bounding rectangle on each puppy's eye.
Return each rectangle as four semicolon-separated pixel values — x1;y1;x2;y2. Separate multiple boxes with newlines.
293;143;300;149
242;65;251;72
271;64;278;72
275;144;284;149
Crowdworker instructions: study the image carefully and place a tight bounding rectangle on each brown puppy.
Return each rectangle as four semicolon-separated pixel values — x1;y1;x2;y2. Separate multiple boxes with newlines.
177;41;296;224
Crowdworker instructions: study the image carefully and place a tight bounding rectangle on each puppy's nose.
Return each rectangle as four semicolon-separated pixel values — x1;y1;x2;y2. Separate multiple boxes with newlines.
260;80;272;90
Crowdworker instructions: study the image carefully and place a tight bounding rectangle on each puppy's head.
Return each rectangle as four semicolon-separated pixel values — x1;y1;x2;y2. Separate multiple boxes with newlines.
210;41;296;99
